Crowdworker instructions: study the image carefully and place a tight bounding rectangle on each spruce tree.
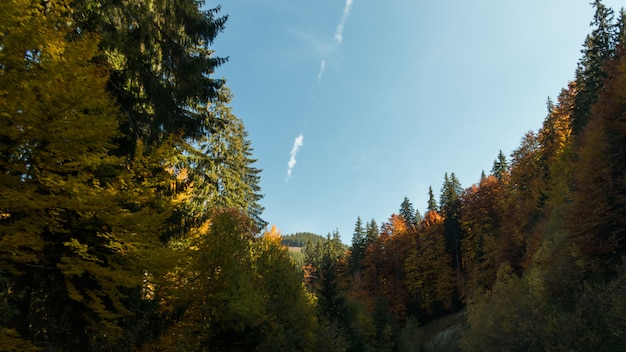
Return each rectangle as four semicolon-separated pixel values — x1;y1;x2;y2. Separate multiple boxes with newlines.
427;186;438;213
491;150;509;181
350;217;367;273
72;0;229;153
572;0;617;134
440;173;462;214
178;86;265;231
399;196;418;229
365;218;379;244
440;173;463;278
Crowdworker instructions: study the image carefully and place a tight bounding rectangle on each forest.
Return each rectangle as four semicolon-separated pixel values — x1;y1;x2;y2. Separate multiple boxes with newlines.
1;0;626;351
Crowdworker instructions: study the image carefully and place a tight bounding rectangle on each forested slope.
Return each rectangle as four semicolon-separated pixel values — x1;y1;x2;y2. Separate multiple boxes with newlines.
298;2;626;350
2;0;626;351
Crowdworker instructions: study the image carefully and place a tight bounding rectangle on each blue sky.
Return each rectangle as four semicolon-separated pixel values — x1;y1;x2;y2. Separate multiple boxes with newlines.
211;0;623;244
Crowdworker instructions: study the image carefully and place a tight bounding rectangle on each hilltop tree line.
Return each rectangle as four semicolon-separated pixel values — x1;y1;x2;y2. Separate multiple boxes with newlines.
2;0;626;351
296;1;626;350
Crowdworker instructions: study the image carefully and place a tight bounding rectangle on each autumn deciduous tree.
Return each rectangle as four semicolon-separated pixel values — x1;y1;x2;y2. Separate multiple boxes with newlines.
153;210;264;351
252;226;319;352
0;0;169;349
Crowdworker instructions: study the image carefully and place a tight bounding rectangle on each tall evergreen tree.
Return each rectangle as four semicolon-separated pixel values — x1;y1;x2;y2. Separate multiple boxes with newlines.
365;218;379;244
72;0;228;153
572;0;617;134
427;186;438;213
566;37;626;275
178;86;265;231
399;196;418;229
415;208;423;224
491;150;509;181
440;173;462;214
440;173;463;280
350;217;367;273
405;211;455;316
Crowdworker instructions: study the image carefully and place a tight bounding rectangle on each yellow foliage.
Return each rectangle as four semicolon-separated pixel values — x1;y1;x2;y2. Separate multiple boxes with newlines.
263;224;283;245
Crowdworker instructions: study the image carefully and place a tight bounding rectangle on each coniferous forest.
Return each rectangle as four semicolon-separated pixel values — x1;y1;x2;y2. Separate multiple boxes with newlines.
1;0;626;351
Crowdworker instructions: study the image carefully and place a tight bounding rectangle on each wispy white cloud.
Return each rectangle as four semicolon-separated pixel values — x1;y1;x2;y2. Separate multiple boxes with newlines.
287;1;354;82
334;0;354;44
286;28;336;58
317;59;326;82
287;134;304;180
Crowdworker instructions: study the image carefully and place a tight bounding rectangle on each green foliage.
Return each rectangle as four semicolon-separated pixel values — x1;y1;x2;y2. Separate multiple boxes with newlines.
572;0;618;133
427;186;438;213
491;150;509;180
399;197;418;229
3;0;626;350
174;86;265;231
349;217;368;274
365;218;379;244
155;211;320;352
461;263;541;352
565;41;626;275
282;232;326;248
71;0;228;152
440;173;463;286
459;176;503;297
405;212;456;316
303;230;346;269
0;1;170;349
287;249;306;269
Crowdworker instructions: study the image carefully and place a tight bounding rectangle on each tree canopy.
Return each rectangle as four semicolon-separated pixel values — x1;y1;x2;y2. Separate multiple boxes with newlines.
2;0;626;350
